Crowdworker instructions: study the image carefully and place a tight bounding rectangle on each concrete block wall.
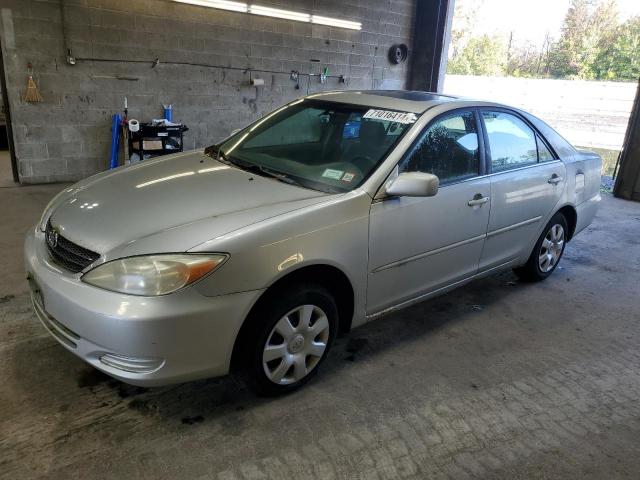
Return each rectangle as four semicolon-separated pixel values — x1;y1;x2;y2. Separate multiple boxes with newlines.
0;0;416;184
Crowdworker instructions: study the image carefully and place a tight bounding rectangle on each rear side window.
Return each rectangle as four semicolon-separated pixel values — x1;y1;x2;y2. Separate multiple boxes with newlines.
399;110;480;184
482;111;538;172
536;135;555;162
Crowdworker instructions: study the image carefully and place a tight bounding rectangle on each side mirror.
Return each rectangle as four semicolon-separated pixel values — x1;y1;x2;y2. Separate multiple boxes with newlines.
385;172;439;197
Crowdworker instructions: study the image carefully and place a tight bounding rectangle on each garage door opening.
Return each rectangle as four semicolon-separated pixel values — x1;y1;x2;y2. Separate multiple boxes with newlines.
442;0;640;188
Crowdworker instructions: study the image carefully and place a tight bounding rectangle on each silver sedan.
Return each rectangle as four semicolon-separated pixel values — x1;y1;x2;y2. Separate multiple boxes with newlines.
25;91;601;394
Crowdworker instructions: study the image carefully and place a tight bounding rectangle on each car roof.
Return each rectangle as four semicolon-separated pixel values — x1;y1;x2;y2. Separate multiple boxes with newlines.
305;90;463;113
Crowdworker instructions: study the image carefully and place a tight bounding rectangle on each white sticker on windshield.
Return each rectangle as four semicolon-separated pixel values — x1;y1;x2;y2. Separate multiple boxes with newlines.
362;109;417;124
342;172;355;182
322;168;344;180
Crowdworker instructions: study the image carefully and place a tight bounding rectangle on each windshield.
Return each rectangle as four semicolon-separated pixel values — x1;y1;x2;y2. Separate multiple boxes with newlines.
217;99;417;193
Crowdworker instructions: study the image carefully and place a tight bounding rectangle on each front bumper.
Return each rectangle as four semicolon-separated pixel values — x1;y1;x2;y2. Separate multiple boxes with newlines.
24;228;263;386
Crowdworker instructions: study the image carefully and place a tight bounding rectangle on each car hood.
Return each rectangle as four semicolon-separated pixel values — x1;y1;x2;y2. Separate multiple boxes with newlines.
49;151;329;255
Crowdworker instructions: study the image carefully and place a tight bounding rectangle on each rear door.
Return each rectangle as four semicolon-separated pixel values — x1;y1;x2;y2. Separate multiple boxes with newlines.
478;109;566;271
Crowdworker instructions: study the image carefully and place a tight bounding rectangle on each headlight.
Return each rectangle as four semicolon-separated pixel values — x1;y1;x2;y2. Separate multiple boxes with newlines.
81;254;228;296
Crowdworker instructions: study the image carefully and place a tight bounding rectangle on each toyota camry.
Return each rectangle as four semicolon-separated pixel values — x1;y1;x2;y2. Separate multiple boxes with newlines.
25;90;601;394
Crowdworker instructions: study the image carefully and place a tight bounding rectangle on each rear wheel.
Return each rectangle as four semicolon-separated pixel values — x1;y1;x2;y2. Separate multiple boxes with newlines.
514;212;568;282
241;284;338;396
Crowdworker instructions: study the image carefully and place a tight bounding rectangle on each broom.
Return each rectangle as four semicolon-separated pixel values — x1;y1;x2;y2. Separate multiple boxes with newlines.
23;63;43;103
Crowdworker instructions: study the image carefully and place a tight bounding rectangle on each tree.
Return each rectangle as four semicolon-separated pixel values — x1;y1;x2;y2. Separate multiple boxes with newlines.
548;0;620;79
448;0;486;60
592;16;640;80
506;39;547;77
448;35;507;76
446;0;636;81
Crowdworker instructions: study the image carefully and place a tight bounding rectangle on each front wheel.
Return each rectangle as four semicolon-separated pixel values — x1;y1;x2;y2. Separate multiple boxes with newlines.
514;212;568;282
242;285;338;396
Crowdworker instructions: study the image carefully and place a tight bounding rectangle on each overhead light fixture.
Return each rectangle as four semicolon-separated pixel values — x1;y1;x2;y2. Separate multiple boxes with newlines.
171;0;361;30
172;0;248;13
311;15;361;30
249;5;310;22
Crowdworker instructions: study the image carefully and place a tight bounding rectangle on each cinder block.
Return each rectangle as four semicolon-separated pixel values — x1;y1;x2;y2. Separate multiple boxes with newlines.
15;143;47;161
47;142;81;158
31;158;66;177
26;126;63;143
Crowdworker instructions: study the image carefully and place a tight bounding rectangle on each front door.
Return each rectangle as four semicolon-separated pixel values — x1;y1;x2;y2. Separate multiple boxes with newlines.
367;109;491;315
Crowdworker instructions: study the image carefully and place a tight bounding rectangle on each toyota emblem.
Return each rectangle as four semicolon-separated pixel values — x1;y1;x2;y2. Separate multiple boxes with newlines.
46;228;59;249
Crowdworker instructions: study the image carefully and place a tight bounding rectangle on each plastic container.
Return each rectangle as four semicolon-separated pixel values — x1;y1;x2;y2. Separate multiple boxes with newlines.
163;104;173;122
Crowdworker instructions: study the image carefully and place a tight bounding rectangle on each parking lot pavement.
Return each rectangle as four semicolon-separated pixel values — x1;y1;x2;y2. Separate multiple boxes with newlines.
1;186;639;480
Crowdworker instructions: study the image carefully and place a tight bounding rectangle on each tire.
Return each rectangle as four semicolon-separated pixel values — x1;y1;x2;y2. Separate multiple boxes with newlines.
241;284;338;396
513;212;568;282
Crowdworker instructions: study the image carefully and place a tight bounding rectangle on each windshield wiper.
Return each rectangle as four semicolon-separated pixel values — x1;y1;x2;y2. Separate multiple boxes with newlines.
222;157;303;187
257;166;303;187
205;148;309;189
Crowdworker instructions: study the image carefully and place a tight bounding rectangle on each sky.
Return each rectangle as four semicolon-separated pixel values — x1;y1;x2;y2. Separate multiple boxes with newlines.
463;0;640;47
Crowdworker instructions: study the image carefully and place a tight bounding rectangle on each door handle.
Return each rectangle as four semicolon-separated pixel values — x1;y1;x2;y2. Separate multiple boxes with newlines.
548;175;563;185
468;195;489;207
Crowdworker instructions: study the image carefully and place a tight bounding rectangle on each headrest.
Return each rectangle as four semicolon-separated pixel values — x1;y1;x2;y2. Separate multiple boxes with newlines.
359;121;386;145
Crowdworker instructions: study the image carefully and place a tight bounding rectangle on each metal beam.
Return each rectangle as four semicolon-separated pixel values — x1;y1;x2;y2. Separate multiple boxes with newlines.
408;0;455;93
614;78;640;201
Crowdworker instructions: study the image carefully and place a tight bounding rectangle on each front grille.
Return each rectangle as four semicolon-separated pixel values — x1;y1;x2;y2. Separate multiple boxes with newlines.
46;220;100;273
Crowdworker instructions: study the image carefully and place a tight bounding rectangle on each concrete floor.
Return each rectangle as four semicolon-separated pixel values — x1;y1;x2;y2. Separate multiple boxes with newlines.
0;150;17;188
1;184;640;479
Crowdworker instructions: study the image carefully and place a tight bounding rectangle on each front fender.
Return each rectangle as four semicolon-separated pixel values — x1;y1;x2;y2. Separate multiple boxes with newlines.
190;191;372;326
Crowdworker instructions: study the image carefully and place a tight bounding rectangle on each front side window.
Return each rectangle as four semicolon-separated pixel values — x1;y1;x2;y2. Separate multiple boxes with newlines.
482;111;538;172
217;100;415;193
399;111;480;184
